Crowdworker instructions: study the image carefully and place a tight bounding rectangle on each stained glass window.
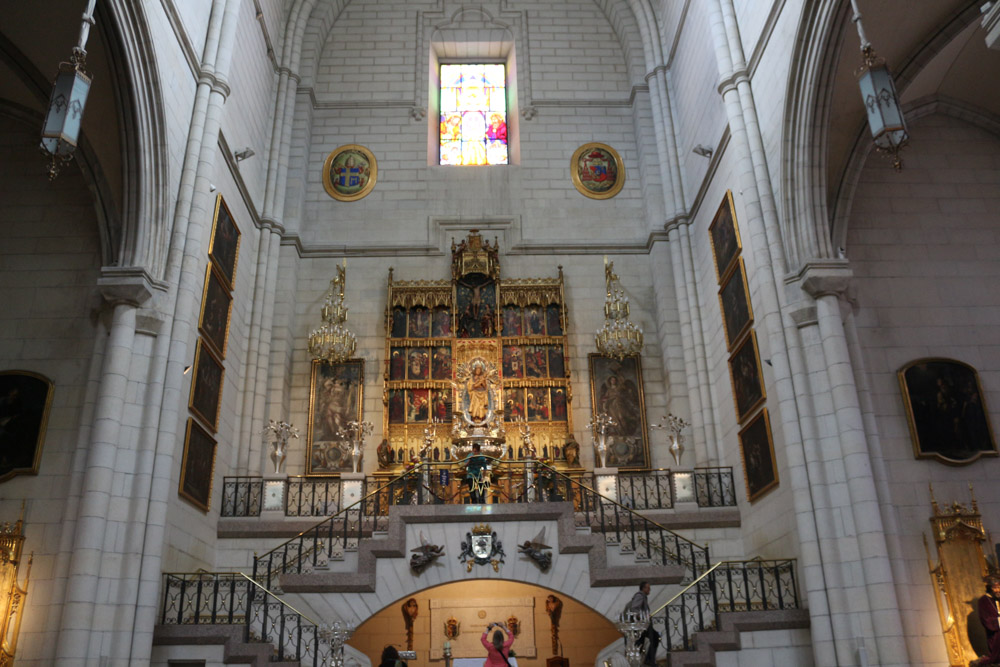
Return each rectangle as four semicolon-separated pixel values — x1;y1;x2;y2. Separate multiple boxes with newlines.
439;64;508;166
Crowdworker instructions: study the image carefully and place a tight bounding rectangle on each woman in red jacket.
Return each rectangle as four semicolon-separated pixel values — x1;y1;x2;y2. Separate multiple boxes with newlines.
481;621;514;667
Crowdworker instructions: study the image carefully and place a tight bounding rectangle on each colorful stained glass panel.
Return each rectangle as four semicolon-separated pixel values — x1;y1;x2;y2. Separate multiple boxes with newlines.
439;64;508;166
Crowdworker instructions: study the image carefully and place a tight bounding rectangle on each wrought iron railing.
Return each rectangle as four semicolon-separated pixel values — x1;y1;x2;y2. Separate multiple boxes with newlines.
286;476;345;517
220;476;263;517
251;460;711;589
615;468;737;509
694;467;737;507
160;571;346;666
650;559;800;652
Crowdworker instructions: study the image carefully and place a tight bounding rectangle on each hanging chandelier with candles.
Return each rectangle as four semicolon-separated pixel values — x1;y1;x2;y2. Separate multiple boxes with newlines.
308;262;357;364
594;259;643;360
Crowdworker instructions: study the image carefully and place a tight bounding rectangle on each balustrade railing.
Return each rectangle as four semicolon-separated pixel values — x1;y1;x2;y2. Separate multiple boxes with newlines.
287;476;345;517
220;477;263;517
160;571;347;666
652;559;800;652
694;467;737;507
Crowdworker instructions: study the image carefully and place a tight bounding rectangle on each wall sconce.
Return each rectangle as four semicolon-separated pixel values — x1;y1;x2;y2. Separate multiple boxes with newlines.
39;0;98;180
851;0;909;170
692;144;713;159
234;147;255;162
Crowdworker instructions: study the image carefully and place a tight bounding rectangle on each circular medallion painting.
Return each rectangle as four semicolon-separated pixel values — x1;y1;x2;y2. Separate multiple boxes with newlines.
323;144;377;202
570;142;625;199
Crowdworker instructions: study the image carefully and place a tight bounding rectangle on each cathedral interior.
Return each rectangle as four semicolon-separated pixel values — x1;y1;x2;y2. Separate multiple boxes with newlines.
2;0;1000;665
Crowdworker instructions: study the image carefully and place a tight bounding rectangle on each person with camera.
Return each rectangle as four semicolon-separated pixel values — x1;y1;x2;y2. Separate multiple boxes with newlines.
481;620;515;667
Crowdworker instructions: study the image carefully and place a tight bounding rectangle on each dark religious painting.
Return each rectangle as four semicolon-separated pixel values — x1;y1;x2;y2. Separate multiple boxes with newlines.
391;307;407;338
524;346;547;378
407;389;430;423
718;258;753;350
431;347;452;380
551;387;568;421
456;275;497;338
524;305;545;335
526;387;550;421
588;354;650;469
307;359;364;475
388;389;405;424
738;408;778;502
208;195;241;290
408;307;431;338
504;387;525;422
898;358;997;465
548;345;565;378
0;370;54;482
389;348;406;381
502;345;524;378
198;265;233;358
432;306;452;338
407;348;429;380
179;418;217;512
709;189;741;283
502;305;522;337
728;332;766;423
545;304;563;336
431;388;452;423
189;339;225;432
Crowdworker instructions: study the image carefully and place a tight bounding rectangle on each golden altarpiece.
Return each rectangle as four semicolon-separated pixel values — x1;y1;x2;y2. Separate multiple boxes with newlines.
0;511;30;665
924;485;996;667
376;231;578;487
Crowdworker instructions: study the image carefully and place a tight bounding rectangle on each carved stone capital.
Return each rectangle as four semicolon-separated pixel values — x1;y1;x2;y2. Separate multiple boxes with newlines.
791;260;853;299
98;267;158;308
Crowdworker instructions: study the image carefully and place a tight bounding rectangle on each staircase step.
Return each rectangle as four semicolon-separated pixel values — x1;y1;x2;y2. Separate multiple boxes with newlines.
664;609;810;667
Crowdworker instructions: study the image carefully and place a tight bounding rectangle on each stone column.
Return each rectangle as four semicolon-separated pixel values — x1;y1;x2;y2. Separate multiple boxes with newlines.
55;271;153;663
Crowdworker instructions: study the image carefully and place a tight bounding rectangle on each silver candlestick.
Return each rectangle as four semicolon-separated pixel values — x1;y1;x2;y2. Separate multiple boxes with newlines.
587;413;617;468
651;413;690;466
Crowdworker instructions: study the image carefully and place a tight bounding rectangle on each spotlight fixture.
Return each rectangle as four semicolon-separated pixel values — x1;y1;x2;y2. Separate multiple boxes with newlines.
692;144;713;159
234;147;255;162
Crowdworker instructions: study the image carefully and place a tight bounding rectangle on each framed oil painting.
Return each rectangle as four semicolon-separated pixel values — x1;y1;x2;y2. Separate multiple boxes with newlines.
0;370;54;482
198;265;233;358
738;408;778;502
898;358;997;465
728;331;766;423
208;195;241;291
571;143;625;200
322;144;377;202
718;258;753;350
179;418;217;512
307;359;364;475
709;190;741;283
588;354;649;469
189;339;225;432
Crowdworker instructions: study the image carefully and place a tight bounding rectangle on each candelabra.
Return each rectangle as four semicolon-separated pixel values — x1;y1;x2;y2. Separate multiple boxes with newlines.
616;609;650;667
651;413;690;466
339;420;373;473
309;262;357;363
261;420;299;474
320;620;354;667
587;413;617;468
595;259;643;360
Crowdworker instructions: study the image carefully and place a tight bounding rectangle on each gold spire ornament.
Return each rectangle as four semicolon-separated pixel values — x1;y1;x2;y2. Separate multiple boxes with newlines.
309;261;357;364
595;259;643;360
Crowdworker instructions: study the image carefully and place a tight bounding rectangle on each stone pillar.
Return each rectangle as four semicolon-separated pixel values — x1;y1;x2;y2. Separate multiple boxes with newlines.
55;271;153;663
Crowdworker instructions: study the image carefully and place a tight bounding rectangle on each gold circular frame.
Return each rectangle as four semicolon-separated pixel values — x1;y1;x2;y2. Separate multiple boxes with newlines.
322;144;378;202
570;142;625;200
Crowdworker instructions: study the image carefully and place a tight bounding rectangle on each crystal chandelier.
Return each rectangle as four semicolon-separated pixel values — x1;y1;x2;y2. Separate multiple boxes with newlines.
595;259;643;359
308;262;357;363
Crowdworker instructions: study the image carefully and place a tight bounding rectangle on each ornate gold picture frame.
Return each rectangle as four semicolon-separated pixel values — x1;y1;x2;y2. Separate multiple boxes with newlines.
718;257;753;350
323;144;377;202
189;339;225;432
570;142;625;200
738;408;778;502
198;264;233;358
0;370;54;482
728;330;766;423
307;359;365;475
588;354;649;469
709;189;741;283
179;417;217;512
208;194;241;290
898;358;997;465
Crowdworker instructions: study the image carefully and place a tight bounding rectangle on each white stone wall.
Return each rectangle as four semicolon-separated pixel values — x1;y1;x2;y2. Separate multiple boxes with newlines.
847;112;1000;665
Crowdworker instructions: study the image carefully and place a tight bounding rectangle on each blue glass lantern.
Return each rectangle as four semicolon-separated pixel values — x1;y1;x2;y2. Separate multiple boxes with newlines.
857;51;908;170
40;60;92;179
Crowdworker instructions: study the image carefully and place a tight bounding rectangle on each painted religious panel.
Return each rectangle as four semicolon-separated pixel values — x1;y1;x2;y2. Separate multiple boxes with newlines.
588;354;650;469
502;346;524;378
388;389;405;424
407;389;430;423
456;275;497;338
0;370;54;482
728;331;766;423
408;307;431;338
407;348;429;380
526;387;550;421
718;257;753;350
198;265;233;358
550;387;568;421
189;339;224;432
504;388;525;422
898;358;997;464
389;348;406;380
431;347;452;380
546;304;563;335
571;142;626;200
179;418;217;512
208;195;241;290
502;305;522;337
738;408;778;502
709;190;741;282
307;359;364;475
548;345;565;378
432;306;452;338
391;307;407;338
524;346;548;378
524;305;545;335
